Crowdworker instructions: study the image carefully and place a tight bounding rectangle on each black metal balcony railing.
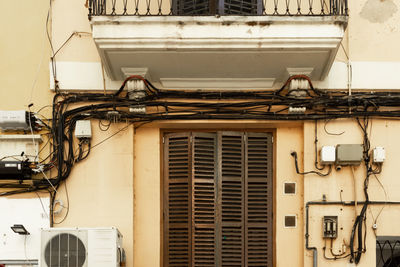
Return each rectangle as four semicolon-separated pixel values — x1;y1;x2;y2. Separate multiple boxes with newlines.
376;239;400;267
88;0;348;17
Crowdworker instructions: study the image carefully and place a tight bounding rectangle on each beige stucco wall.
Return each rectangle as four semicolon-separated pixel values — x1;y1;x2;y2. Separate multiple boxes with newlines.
0;0;52;111
348;0;400;61
134;127;161;267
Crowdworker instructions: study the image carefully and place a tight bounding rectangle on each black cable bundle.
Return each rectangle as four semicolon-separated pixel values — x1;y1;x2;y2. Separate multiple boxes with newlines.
4;75;400;227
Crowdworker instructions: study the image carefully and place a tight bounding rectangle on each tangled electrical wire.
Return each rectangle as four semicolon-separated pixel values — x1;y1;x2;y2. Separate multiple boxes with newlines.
2;75;400;228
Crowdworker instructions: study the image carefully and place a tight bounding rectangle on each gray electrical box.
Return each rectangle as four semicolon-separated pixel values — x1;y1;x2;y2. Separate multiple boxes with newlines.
0;110;32;131
336;144;363;165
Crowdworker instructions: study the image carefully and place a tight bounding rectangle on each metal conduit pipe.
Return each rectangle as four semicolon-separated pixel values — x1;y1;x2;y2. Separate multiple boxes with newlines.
305;200;400;267
305;204;319;267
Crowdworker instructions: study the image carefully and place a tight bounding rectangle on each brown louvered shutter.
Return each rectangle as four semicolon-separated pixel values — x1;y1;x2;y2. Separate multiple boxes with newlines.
217;132;245;267
164;131;272;267
191;133;217;267
164;133;191;267
245;133;273;267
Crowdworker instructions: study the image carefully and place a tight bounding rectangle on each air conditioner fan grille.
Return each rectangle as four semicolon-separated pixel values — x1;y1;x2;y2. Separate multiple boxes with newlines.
44;233;86;267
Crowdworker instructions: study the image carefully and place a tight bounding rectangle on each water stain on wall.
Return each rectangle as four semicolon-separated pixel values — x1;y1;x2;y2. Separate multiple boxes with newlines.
360;0;398;23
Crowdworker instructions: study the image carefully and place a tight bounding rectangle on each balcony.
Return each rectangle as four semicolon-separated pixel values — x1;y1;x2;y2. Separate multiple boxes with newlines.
89;0;348;89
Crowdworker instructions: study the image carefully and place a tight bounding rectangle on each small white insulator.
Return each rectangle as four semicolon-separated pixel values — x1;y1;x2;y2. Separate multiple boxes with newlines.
288;107;306;114
289;79;310;90
288;78;310;98
129;105;146;114
127;80;146;100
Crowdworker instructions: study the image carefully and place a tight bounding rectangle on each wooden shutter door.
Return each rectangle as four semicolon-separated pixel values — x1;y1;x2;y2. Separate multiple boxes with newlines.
218;132;245;267
245;133;273;267
164;131;273;267
164;133;191;267
191;133;217;267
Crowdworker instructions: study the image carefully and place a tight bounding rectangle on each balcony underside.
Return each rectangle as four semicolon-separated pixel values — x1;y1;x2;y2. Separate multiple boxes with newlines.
91;16;347;89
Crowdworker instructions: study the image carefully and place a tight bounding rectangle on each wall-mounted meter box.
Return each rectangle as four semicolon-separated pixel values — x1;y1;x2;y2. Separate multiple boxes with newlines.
336;144;363;165
74;120;92;139
323;216;338;239
373;147;385;163
320;146;336;164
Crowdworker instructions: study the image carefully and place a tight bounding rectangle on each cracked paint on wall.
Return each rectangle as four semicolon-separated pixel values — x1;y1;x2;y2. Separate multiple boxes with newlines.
360;0;398;23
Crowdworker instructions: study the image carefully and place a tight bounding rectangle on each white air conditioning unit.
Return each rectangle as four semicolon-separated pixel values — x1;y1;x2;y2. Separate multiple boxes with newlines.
39;227;124;267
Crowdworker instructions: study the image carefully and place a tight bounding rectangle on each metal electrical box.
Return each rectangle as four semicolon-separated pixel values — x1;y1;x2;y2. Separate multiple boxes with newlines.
0;110;36;131
323;216;338;239
336;144;363;165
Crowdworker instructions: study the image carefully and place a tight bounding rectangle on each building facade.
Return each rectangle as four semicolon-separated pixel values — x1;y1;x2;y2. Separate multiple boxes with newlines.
1;0;400;266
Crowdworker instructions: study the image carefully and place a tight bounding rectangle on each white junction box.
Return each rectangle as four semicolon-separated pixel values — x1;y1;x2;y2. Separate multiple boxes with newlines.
75;120;92;139
320;146;336;164
373;147;385;163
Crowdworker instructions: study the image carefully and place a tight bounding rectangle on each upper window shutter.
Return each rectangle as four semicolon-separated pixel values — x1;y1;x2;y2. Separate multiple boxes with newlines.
172;0;214;15
171;0;261;15
191;133;218;266
217;132;245;266
245;133;273;267
220;0;262;14
164;133;192;267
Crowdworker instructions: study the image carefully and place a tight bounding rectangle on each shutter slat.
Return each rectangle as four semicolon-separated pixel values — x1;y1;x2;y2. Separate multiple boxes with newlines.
164;133;191;267
245;133;273;267
192;133;217;267
218;132;245;267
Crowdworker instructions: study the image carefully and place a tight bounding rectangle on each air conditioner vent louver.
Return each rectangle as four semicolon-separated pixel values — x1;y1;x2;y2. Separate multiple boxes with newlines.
44;233;86;267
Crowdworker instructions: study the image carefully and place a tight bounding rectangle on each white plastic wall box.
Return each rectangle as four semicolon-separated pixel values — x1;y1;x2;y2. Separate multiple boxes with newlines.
75;120;92;139
320;146;336;164
373;147;385;163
